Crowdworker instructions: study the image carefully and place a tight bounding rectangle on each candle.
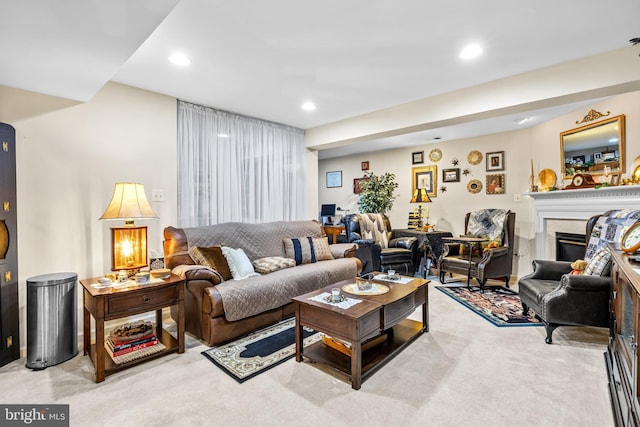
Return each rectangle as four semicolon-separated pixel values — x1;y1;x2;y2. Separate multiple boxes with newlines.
425;205;429;217
531;159;534;177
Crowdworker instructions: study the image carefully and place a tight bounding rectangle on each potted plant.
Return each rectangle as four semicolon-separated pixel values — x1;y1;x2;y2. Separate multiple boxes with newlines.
357;172;398;213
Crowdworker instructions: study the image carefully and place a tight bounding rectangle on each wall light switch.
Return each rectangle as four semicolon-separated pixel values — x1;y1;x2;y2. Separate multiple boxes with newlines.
513;193;521;203
152;189;164;202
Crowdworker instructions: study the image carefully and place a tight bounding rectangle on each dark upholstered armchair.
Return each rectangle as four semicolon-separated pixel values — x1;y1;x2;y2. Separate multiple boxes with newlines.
438;210;516;290
517;213;610;344
340;213;418;274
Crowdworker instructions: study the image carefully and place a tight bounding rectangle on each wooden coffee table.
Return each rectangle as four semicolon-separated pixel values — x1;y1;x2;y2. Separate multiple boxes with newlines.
293;274;429;389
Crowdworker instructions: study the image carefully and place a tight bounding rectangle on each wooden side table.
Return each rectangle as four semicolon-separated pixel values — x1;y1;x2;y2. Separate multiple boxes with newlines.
442;236;489;287
323;225;345;244
79;274;185;382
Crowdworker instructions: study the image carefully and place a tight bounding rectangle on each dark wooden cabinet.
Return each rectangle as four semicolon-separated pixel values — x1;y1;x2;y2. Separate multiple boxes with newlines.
607;248;640;426
0;122;19;367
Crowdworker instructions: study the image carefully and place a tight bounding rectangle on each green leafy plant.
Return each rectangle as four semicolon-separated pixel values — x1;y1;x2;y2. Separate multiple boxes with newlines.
357;171;398;213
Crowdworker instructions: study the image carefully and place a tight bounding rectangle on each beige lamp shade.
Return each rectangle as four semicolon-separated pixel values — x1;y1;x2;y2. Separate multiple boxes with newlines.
99;182;157;221
100;182;156;272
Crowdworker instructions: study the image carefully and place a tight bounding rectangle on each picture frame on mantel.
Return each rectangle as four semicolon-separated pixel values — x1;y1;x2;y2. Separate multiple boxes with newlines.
610;172;621;186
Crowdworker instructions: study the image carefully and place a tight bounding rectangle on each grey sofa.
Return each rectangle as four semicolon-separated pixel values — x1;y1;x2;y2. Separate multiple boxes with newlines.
163;220;360;346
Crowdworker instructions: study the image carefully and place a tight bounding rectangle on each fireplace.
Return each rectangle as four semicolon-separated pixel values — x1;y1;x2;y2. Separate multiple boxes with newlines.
526;185;640;259
555;232;586;261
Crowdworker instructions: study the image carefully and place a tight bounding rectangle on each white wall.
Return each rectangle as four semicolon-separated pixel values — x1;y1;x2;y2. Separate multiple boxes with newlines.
318;90;640;278
0;82;177;350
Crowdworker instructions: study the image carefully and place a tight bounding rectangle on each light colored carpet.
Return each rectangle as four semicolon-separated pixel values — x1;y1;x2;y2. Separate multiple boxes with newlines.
0;279;613;427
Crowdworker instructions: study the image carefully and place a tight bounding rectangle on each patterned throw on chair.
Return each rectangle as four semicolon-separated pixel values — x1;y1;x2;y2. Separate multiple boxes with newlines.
466;209;507;243
580;209;640;275
585;209;640;260
358;213;390;248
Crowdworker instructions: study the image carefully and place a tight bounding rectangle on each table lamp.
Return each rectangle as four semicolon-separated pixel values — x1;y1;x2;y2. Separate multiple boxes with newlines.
99;182;157;273
410;188;432;226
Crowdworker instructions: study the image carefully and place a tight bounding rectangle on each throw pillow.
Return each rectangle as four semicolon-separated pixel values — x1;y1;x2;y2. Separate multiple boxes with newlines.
221;247;260;280
312;237;334;261
283;237;335;265
189;246;233;281
584;247;612;276
252;256;296;274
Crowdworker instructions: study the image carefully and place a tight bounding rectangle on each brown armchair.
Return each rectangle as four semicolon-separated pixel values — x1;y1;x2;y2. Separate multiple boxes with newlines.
438;210;516;290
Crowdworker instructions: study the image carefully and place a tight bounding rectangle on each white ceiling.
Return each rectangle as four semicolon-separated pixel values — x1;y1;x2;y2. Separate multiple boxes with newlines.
1;0;639;157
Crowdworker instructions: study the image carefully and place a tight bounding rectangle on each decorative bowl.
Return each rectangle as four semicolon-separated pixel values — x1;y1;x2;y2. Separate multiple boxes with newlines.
150;268;171;279
357;280;372;291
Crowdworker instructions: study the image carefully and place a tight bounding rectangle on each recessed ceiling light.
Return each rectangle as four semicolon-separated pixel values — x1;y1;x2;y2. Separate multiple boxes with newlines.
516;117;532;125
301;102;316;111
169;53;191;66
459;44;483;60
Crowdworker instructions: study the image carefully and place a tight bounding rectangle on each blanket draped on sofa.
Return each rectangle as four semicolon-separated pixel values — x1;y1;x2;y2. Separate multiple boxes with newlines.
180;220;357;321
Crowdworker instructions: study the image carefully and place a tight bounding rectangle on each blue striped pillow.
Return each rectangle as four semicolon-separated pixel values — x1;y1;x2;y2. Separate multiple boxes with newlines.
283;237;317;265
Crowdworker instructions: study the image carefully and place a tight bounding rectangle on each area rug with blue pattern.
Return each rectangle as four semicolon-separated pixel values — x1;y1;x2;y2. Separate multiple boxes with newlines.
201;318;321;383
436;285;542;327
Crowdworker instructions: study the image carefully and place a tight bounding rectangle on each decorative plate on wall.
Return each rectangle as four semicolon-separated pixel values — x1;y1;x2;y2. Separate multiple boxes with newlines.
467;179;482;194
467;151;483;165
429;148;442;162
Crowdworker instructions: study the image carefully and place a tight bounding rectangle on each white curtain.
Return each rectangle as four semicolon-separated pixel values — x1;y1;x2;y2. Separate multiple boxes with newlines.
177;100;306;227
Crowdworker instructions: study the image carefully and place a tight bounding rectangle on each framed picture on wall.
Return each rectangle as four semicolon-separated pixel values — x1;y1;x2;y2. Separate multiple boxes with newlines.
353;177;369;194
412;165;437;197
442;168;460;183
412;151;424;165
486;173;506;194
486;151;505;171
361;161;370;171
326;171;342;188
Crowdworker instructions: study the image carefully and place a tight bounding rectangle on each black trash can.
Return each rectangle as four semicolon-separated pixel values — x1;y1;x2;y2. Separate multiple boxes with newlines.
26;272;78;369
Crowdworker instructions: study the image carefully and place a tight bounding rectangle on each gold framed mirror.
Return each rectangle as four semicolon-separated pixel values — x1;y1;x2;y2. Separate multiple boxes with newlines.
561;112;625;179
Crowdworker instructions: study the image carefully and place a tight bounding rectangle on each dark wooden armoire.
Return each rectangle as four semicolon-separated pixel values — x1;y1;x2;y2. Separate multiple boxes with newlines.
0;122;19;366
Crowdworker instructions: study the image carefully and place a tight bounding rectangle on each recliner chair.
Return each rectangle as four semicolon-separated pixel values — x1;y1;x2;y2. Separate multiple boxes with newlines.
340;213;418;274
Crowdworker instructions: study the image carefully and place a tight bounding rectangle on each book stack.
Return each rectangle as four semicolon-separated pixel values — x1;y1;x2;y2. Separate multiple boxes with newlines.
105;322;165;364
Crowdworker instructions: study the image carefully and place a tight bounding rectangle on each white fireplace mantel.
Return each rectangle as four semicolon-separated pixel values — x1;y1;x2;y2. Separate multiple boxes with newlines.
526;185;640;258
